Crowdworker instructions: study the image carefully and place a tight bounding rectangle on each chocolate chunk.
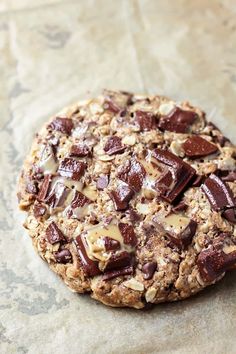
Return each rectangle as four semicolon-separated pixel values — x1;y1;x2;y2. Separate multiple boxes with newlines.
26;180;38;195
54;249;72;264
104;237;121;251
118;158;146;192
135;110;157;131
71;190;91;208
49;117;73;135
158;107;197;133
221;170;236;182
96;175;109;190
153;149;196;203
126;208;141;223
172;201;188;213
46;222;66;244
37;174;52;201
103;100;121;113
104;136;125;155
142;262;157;280
197;235;236;282
33;202;47;218
182;136;218;159
202;174;236;223
58;158;86;180
105;251;132;271
66;191;91;218
109;184;134;211
103;266;133;281
70;144;91;157
118;223;137;247
45;182;70;208
171;219;197;247
192;174;204;187
74;235;101;276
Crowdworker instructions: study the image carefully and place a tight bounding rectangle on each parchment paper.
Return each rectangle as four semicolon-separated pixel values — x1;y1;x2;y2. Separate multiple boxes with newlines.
1;1;236;353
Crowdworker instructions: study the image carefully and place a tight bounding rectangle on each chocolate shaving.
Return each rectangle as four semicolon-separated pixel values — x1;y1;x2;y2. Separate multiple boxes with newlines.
221;170;236;182
135;110;157;131
172;201;188;213
37;174;52;201
104;237;121;251
192;174;204;187
142;262;157;280
103;266;133;280
74;235;101;276
118;223;137;247
103;100;121;113
158;107;197;133
202;174;236;223
45;222;66;244
153;149;196;203
54;249;72;264
182;136;218;159
118;158;146;192
58;158;86;180
49;117;73;135
70;144;91;157
197;234;236;282
104;136;125;155
96;175;109;190
109;184;134;211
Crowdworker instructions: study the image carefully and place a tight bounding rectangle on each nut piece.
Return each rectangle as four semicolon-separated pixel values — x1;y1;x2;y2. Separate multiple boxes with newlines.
123;278;144;291
145;287;157;303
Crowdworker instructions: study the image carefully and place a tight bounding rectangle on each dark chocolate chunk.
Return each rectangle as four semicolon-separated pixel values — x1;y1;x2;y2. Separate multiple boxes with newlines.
33;202;47;218
142;261;157;280
49;117;73;135
46;222;66;244
58;158;86;180
103;266;133;280
103;237;121;251
202;174;236;223
118;158;146;192
109;184;134;211
192;174;204;187
70;144;91;157
182;136;218;159
104;136;125;155
71;190;91;208
158;107;197;133
96;175;109;190
162;217;197;248
103;100;121;113
172;201;188;213
54;249;72;264
74;235;101;276
152;149;196;203
197;234;236;282
221;170;236;182
105;251;132;271
118;223;137;247
37;174;52;201
126;208;141;223
135;110;157;131
26;180;38;195
45;182;70;208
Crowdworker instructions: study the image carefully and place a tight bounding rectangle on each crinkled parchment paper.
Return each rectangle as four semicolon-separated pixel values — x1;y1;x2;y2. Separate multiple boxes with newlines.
1;1;236;353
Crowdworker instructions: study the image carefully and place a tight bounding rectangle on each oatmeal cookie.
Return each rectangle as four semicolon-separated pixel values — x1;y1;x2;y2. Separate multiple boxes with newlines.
18;90;236;309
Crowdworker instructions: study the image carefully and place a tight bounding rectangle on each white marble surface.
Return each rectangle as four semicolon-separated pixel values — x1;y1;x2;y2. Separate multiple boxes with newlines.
0;1;236;353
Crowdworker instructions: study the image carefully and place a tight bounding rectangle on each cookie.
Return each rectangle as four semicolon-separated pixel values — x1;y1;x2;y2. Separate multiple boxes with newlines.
18;90;236;309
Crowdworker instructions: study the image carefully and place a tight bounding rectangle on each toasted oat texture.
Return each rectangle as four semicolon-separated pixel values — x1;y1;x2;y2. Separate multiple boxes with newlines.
18;90;236;309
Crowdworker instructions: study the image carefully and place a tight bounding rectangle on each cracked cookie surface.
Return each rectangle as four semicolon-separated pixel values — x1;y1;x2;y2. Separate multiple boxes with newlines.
18;90;236;309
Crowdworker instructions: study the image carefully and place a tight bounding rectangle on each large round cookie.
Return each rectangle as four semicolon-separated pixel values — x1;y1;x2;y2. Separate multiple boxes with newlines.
18;90;236;309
